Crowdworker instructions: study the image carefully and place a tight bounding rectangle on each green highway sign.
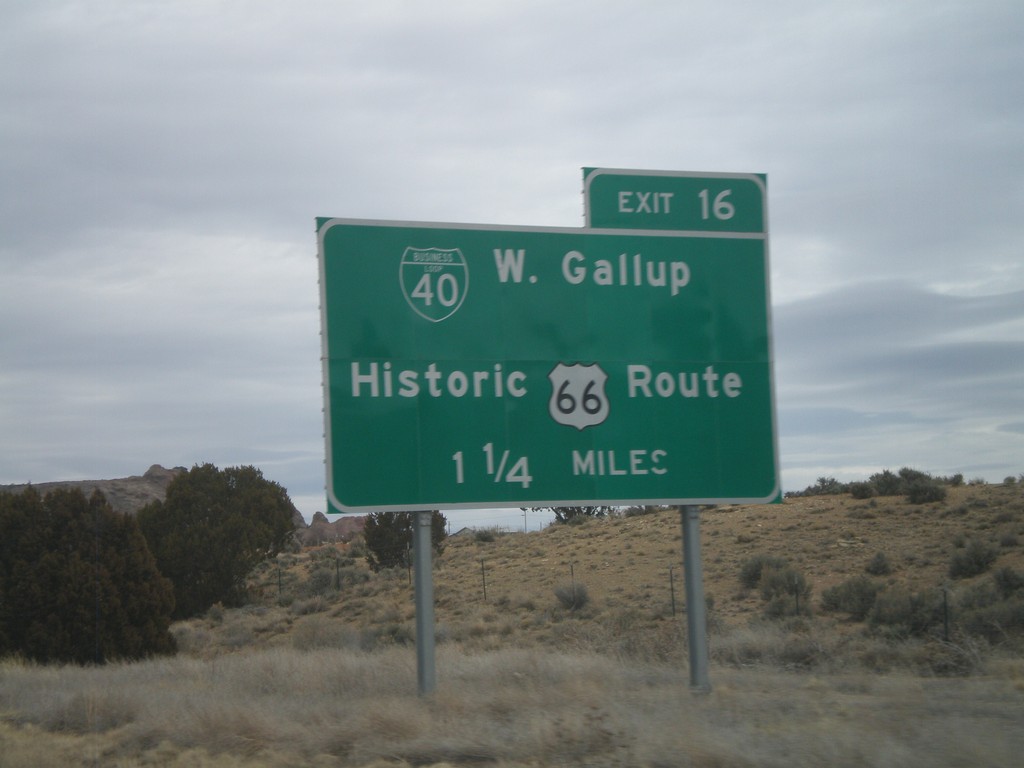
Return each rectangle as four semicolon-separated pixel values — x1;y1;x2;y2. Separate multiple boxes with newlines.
317;214;778;514
584;168;766;233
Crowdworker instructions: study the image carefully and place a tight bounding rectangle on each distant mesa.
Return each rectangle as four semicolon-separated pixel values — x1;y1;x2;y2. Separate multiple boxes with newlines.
296;509;365;547
1;465;307;530
143;463;181;483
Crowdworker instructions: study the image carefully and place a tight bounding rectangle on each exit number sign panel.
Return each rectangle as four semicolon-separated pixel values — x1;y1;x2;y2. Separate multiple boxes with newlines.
584;168;767;233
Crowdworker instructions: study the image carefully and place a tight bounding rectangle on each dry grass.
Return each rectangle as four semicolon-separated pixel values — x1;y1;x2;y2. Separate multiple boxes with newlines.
2;482;1024;766
2;648;1023;767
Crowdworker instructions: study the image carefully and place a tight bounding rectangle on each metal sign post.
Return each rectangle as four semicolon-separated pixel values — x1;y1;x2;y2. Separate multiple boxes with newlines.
680;505;710;692
413;510;436;695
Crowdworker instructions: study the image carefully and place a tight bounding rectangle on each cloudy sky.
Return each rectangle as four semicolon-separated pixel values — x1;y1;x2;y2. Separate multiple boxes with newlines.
2;1;1022;527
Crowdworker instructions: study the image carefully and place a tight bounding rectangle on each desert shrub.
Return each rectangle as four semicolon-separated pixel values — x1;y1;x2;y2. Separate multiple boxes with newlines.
347;538;367;558
526;506;612;524
820;576;881;620
739;554;789;589
869;469;902;496
360;622;415;650
993;567;1024;598
759;565;812;618
897;467;931;485
290;596;328;616
847;505;877;520
960;599;1024;644
905;477;947;504
949;540;998;579
554;582;589;610
955;578;1024;644
308;547;336;562
857;633;984;676
713;621;830;670
849;481;875;499
473;528;497;543
773;633;830;669
859;467;951;501
868;588;941;638
206;602;225;623
758;565;805;602
1004;476;1018;485
797;477;849;496
363;510;446;572
865;551;893;576
303;568;335;597
956;580;999;613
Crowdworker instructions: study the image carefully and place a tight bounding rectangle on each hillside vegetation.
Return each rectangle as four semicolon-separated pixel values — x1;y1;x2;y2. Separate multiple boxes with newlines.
2;479;1023;766
193;480;1024;665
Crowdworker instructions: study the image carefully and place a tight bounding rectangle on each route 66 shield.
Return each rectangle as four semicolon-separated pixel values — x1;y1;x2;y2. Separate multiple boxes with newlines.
548;363;610;430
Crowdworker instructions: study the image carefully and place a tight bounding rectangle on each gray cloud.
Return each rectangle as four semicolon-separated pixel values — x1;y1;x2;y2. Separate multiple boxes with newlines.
2;1;1023;515
774;281;1024;486
775;284;1024;393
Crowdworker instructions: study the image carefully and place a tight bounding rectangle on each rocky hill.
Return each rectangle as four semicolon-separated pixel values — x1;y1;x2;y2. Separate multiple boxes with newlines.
295;510;365;546
1;464;184;516
0;464;308;529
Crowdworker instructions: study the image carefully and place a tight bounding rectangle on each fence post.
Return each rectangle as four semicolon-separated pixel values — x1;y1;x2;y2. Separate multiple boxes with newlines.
943;588;950;642
669;565;677;617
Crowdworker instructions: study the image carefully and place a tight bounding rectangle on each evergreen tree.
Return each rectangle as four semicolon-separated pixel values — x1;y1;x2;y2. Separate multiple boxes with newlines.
363;511;446;571
137;464;296;618
523;506;612;524
0;487;175;664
